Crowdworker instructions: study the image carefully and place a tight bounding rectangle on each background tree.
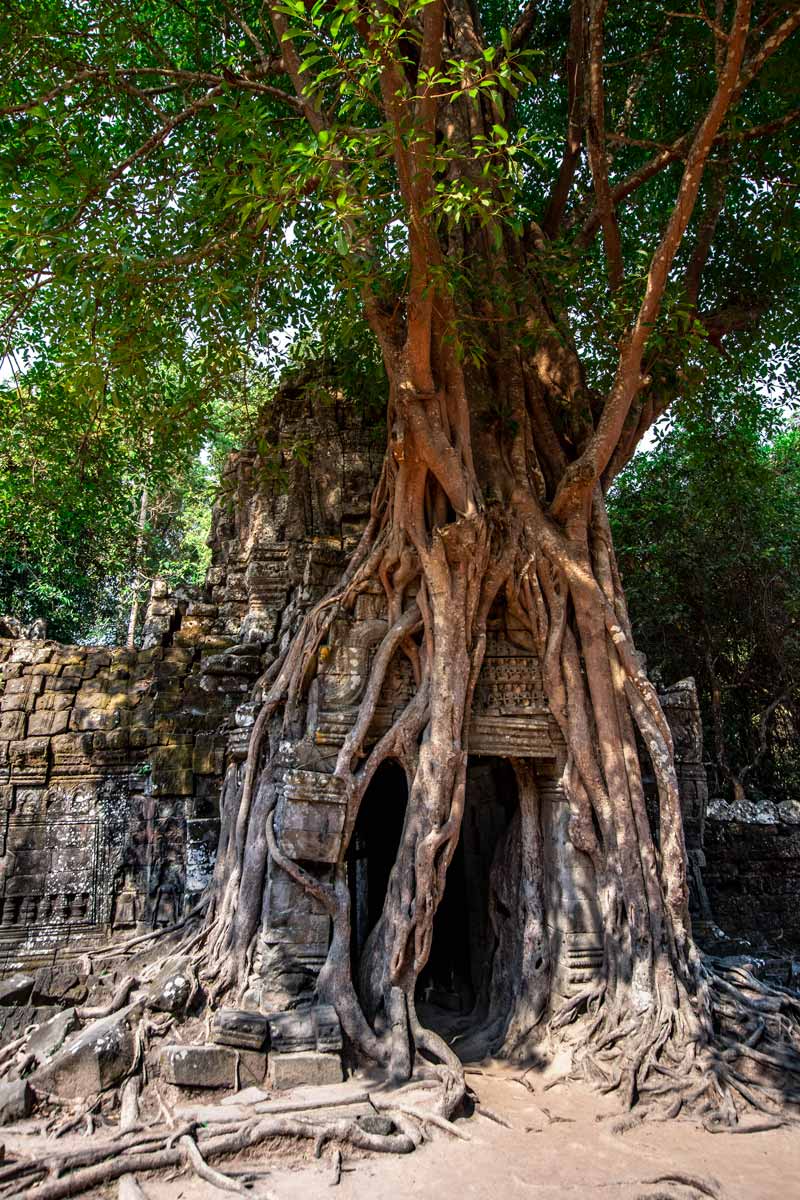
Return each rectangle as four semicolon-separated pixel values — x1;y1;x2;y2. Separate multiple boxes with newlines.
2;0;800;1129
611;388;800;807
0;358;250;642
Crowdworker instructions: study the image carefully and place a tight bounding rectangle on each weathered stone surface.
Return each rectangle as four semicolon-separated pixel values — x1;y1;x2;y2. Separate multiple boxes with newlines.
32;1004;139;1098
158;1044;237;1089
27;1008;78;1066
268;1051;343;1090
31;968;88;1008
0;976;34;1007
0;1080;32;1125
212;1009;269;1051
707;795;777;824
238;1050;268;1087
777;799;800;826
263;1005;342;1060
146;960;193;1014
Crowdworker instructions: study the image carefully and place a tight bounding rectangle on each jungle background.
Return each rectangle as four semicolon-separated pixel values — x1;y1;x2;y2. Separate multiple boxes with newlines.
2;347;799;810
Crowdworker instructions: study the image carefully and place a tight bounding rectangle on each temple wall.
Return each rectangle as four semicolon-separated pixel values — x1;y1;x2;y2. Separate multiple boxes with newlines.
1;370;798;986
704;809;800;947
0;618;256;967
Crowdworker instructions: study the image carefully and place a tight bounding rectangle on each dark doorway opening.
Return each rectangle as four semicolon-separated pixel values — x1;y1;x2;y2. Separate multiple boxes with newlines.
347;760;408;963
417;756;518;1017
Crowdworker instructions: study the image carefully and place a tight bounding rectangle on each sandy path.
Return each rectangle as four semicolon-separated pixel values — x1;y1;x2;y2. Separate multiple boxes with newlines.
138;1068;797;1200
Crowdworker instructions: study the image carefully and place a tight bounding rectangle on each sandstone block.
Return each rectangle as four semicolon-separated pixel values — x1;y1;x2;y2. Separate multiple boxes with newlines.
32;1004;139;1098
26;710;68;736
70;707;115;732
0;975;33;1006
146;960;192;1014
239;1050;268;1086
268;1051;343;1090
5;676;44;695
0;712;26;740
151;768;194;796
34;693;72;712
150;746;192;770
32;967;87;1006
27;1008;79;1066
212;1009;269;1051
0;1080;32;1126
1;694;36;714
158;1044;236;1089
47;676;80;692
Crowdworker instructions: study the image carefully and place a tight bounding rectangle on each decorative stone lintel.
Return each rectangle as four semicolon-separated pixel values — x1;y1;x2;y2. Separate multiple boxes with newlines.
278;769;347;864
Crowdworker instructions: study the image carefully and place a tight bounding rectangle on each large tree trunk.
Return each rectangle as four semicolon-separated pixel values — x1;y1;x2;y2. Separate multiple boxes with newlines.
184;338;728;1115
153;0;796;1123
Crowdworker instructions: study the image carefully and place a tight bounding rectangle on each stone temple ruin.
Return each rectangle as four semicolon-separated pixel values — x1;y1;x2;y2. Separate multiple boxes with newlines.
0;376;796;1069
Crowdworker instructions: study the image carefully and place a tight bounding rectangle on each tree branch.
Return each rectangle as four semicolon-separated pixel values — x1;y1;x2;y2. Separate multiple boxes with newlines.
552;0;753;520
579;4;800;242
542;0;585;237
0;64;292;117
510;0;540;51
585;0;624;290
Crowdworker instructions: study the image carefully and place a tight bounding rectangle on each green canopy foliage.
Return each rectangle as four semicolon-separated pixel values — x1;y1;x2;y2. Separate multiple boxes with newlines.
0;0;798;641
610;389;800;802
0;367;247;642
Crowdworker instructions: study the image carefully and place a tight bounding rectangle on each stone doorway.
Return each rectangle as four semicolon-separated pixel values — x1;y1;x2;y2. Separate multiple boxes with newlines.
347;760;408;964
416;756;519;1020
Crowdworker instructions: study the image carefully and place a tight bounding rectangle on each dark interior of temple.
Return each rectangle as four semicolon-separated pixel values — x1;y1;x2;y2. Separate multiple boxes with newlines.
348;755;520;1018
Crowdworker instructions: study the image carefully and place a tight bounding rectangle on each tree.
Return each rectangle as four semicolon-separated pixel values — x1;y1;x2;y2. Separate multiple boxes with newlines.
611;392;800;807
0;358;250;643
2;0;800;1135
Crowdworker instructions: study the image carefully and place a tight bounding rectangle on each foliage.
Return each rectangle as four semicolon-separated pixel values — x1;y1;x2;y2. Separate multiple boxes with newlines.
0;366;251;643
0;0;798;640
0;0;798;410
610;387;800;802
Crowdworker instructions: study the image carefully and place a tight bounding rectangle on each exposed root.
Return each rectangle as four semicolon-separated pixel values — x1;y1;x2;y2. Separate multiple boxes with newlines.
4;1112;417;1200
178;1134;249;1195
117;1178;150;1200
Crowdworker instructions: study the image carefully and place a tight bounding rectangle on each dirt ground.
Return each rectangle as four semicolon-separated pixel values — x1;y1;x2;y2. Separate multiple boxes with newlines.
4;1063;796;1200
243;1070;796;1200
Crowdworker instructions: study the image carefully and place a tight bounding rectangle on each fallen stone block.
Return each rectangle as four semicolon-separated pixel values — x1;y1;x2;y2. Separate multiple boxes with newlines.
0;976;34;1007
146;960;192;1014
32;1003;139;1098
212;1009;269;1051
0;1080;32;1126
31;967;88;1007
27;1008;78;1066
238;1050;268;1087
158;1044;236;1089
267;1004;342;1055
268;1051;343;1091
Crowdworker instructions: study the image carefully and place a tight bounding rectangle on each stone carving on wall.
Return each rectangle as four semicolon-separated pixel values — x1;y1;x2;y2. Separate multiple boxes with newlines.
277;769;348;864
538;770;605;999
0;784;108;957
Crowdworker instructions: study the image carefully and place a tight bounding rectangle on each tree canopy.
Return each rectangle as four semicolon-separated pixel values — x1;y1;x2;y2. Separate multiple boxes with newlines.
1;0;798;450
1;0;800;1138
611;392;800;805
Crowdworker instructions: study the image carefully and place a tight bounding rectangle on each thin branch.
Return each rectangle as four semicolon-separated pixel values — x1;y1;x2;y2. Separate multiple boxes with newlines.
685;164;729;306
585;0;624;290
0;64;291;117
542;0;585;237
510;0;540;51
579;5;800;241
552;0;753;519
